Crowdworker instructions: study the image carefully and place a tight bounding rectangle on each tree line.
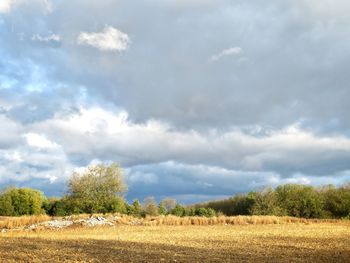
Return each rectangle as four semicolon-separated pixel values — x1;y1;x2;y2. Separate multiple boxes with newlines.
0;163;349;219
196;184;350;219
0;163;216;217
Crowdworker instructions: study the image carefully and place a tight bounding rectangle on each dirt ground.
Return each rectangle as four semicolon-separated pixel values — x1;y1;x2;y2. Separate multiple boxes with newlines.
0;223;349;262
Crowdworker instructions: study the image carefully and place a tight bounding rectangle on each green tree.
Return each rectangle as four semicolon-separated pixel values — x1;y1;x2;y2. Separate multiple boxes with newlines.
321;184;350;218
0;187;45;216
251;188;284;216
275;184;323;218
0;192;14;216
43;197;71;216
129;199;143;217
171;204;186;217
106;196;127;214
67;163;127;214
158;202;166;215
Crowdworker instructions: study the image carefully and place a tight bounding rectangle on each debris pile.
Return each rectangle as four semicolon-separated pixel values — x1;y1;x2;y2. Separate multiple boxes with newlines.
14;216;122;231
78;216;114;227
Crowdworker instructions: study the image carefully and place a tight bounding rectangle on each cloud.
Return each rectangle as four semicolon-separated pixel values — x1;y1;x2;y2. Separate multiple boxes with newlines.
291;0;350;18
0;103;350;200
24;133;59;150
0;0;350;201
28;106;350;177
31;33;61;43
125;161;350;203
0;0;13;13
209;47;243;62
77;26;130;52
0;0;53;14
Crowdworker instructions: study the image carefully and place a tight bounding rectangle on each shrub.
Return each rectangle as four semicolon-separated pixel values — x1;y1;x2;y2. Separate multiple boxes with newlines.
171;204;186;217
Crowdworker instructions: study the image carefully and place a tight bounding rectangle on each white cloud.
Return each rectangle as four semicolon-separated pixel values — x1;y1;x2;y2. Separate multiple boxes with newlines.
30;106;350;176
210;47;243;62
24;133;59;150
0;0;53;14
77;26;130;52
31;33;61;43
1;105;350;198
0;0;13;13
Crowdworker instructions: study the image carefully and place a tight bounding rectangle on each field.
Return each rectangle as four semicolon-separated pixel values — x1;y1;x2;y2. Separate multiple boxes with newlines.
0;219;350;262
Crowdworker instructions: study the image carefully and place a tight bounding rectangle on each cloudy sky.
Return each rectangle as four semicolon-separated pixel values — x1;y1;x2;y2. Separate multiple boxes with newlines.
1;0;350;203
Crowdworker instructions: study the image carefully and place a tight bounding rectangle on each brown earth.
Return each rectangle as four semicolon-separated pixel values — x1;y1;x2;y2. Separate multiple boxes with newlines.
0;223;349;262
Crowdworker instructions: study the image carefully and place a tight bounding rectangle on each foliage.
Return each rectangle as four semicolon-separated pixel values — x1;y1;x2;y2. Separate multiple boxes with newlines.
274;184;323;218
127;199;143;217
160;198;177;214
0;187;45;216
194;207;216;217
171;204;186;217
66;163;127;214
197;183;350;219
143;197;159;216
158;202;166;215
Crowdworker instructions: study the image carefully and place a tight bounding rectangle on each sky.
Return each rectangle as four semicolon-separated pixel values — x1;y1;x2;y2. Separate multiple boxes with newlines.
0;0;350;203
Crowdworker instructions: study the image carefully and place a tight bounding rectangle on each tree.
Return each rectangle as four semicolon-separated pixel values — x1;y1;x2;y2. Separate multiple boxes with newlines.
171;204;186;217
195;207;216;217
128;199;143;217
143;197;158;216
251;188;284;216
0;187;45;216
43;197;72;216
67;163;127;214
158;202;166;215
160;198;177;214
275;184;323;218
321;184;350;218
0;192;14;216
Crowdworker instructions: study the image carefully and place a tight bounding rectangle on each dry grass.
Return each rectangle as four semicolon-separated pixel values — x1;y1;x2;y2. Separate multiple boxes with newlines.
0;221;349;262
0;215;51;229
0;214;343;229
140;215;341;226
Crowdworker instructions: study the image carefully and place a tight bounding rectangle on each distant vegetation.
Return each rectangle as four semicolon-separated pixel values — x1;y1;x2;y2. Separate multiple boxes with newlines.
195;184;350;219
0;163;349;219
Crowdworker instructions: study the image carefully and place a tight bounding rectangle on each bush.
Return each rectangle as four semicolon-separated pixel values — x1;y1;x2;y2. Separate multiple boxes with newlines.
171;204;186;217
195;207;216;217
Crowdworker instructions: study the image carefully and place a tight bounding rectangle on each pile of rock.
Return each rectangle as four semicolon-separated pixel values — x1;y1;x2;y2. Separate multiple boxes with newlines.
77;216;115;227
23;216;118;231
0;215;147;232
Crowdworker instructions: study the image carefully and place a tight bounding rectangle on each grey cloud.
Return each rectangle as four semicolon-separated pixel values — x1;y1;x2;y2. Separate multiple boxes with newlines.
0;0;350;201
125;161;350;203
1;0;349;131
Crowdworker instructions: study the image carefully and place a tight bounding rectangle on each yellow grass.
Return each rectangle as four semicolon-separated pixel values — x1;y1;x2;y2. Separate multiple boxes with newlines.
0;215;51;229
140;215;341;226
0;214;343;229
0;222;349;262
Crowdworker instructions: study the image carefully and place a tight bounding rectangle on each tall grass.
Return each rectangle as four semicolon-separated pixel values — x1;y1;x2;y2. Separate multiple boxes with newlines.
135;215;341;226
0;214;342;229
0;215;51;229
